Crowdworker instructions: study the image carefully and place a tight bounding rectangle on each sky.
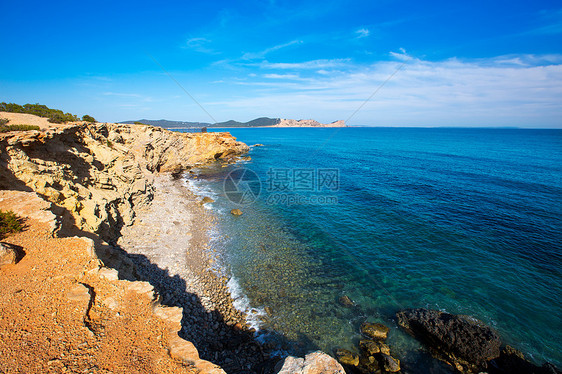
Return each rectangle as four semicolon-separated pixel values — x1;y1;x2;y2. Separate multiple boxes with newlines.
1;0;562;127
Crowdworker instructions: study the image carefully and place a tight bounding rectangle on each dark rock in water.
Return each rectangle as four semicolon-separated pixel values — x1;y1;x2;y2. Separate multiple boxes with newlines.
230;209;243;216
334;348;360;367
358;354;382;374
264;306;273;315
488;346;562;374
360;322;390;340
200;196;215;204
338;295;355;307
381;354;401;372
253;144;265;147
359;339;390;356
396;308;501;372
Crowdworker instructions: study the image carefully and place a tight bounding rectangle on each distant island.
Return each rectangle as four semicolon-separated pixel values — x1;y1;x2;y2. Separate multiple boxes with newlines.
119;117;346;129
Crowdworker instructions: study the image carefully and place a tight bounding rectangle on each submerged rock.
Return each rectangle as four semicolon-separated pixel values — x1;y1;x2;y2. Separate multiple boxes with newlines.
230;209;243;216
359;339;390;356
201;197;215;204
334;348;359;367
360;322;390;340
381;354;401;372
396;308;501;372
274;351;345;374
338;295;355;307
488;346;562;374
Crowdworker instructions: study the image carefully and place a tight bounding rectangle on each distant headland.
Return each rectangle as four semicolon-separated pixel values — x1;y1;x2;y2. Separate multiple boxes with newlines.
119;117;347;129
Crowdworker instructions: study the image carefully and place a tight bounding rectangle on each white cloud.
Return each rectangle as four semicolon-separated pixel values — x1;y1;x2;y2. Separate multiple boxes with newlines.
356;28;370;38
203;54;562;127
241;40;303;60
183;37;218;54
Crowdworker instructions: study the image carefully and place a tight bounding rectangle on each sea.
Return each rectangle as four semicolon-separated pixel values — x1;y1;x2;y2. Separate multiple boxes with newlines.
179;127;562;372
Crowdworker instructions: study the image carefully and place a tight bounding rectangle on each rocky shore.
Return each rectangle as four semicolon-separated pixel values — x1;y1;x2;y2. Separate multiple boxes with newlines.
2;113;560;374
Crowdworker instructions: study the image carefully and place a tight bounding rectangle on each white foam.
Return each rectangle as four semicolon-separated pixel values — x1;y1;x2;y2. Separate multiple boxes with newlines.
227;276;266;332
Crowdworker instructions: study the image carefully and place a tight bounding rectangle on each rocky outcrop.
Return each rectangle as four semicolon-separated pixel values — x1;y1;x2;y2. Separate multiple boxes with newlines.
396;308;501;373
274;119;346;127
274;351;346;374
0;122;248;240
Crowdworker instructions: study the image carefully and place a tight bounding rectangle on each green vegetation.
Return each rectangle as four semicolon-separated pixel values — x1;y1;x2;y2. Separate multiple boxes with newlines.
82;115;96;123
0;210;23;239
106;139;113;148
1;102;79;123
0;118;8;126
0;124;41;133
134;121;148;125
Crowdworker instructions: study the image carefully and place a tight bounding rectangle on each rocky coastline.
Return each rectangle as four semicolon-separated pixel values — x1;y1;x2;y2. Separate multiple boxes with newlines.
1;113;560;374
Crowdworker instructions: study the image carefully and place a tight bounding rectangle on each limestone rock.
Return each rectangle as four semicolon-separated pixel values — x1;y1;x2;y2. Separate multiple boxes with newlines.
381;354;401;372
0;242;20;266
334;348;359;366
274;351;346;374
396;308;501;372
230;209;243;216
360;322;390;340
201;196;215;204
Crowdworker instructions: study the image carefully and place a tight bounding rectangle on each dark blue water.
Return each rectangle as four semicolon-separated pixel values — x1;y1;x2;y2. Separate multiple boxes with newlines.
184;127;562;369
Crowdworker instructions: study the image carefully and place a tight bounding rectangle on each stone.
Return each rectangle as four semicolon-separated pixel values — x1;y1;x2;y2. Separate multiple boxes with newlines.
338;295;354;307
396;308;501;371
381;354;401;372
253;144;265;147
0;242;20;266
359;339;390;356
360;322;390;340
274;351;346;374
334;348;359;367
488;346;562;374
230;209;243;216
201;197;215;204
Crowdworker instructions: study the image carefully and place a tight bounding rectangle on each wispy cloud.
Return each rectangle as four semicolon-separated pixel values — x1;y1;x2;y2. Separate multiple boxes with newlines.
183;37;219;54
203;53;562;127
355;28;370;38
241;40;303;60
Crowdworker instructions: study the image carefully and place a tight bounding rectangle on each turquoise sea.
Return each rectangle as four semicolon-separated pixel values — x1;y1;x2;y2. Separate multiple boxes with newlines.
181;127;562;371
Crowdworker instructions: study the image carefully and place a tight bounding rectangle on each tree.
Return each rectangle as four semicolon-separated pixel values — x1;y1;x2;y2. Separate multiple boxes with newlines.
82;115;96;123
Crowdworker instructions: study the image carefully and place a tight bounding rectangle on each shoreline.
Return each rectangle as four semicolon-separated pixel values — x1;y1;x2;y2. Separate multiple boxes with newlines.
116;173;270;371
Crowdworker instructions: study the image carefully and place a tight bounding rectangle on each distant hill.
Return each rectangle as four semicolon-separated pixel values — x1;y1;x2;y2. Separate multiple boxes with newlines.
119;117;345;128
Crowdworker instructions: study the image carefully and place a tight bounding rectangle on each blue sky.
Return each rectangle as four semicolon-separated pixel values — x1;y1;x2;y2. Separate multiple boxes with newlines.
2;0;562;127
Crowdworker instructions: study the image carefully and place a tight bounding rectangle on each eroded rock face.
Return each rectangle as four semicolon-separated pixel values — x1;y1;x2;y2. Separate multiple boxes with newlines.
0;123;248;241
396;308;501;372
274;351;346;374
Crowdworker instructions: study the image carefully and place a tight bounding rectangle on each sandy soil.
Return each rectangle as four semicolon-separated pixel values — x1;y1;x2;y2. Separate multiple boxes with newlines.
0;111;59;129
0;192;197;374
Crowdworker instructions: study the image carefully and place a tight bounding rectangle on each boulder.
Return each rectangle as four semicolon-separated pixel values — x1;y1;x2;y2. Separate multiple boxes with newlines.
396;308;501;372
381;354;401;372
274;351;345;374
230;209;243;216
253;144;265;147
0;242;21;266
488;346;562;374
359;339;390;356
334;348;359;367
360;322;390;340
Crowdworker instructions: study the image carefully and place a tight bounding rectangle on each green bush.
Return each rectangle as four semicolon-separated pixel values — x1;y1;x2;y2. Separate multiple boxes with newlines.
134;121;148;125
0;124;41;133
82;115;96;123
0;118;8;126
0;210;23;239
1;102;79;124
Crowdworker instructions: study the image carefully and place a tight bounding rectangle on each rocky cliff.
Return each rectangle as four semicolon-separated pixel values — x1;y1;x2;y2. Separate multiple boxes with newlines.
273;119;346;127
0;122;248;240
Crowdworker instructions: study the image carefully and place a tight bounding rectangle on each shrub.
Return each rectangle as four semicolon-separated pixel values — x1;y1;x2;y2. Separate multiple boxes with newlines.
0;210;23;239
134;121;148;125
0;118;8;126
0;124;41;133
1;102;78;123
82;115;96;123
